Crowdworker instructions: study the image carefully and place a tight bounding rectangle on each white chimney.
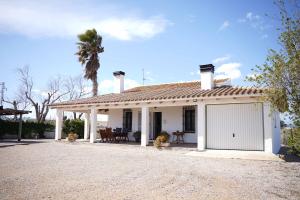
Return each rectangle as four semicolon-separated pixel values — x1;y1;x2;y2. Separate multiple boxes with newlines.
113;71;125;93
200;64;215;90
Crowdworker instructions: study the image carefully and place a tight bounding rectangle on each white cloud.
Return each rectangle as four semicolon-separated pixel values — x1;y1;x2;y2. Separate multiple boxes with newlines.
98;78;140;94
0;1;170;40
215;62;242;80
218;20;230;31
238;11;270;39
246;12;260;21
212;55;231;64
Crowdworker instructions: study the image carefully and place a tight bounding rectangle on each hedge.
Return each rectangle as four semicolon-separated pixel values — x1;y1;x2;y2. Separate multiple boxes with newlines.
0;119;55;139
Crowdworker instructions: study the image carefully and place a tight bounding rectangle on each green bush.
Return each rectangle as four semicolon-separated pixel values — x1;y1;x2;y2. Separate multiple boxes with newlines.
133;131;141;142
62;119;84;139
287;128;300;156
154;131;170;148
0;119;54;139
157;131;170;142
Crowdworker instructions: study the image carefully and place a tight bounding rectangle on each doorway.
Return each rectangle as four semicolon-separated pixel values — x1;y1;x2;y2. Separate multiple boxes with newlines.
153;112;162;139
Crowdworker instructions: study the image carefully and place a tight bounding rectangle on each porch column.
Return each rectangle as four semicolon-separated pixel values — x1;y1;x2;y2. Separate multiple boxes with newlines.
55;109;63;140
84;113;90;140
90;107;97;143
141;106;149;147
197;102;206;151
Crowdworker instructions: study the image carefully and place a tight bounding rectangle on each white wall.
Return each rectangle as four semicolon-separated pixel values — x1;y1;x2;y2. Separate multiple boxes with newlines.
272;111;281;153
106;100;281;153
107;106;197;143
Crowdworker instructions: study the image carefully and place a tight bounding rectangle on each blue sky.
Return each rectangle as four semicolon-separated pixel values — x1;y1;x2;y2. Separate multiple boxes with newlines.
0;0;283;102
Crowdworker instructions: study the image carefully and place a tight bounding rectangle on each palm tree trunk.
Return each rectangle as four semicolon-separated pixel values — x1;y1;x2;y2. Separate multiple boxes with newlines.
92;77;98;96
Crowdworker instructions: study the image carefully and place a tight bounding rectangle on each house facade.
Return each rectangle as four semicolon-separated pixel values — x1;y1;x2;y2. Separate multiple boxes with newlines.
50;64;281;154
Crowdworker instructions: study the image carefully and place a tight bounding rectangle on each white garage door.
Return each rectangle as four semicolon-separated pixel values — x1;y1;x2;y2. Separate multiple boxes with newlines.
206;103;264;151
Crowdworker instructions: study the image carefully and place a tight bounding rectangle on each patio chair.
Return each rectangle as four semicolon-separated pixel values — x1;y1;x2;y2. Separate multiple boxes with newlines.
99;129;108;142
121;128;129;142
113;128;122;141
106;127;116;143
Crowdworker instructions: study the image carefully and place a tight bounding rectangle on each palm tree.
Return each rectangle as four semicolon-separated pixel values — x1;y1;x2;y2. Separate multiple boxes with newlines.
76;29;104;96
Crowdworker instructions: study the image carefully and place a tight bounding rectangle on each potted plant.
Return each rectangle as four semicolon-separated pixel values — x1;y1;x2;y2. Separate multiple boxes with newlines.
67;127;78;142
154;131;170;149
133;131;141;142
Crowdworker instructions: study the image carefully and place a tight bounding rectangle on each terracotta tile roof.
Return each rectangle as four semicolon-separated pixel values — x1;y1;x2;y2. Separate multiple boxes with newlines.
50;79;264;107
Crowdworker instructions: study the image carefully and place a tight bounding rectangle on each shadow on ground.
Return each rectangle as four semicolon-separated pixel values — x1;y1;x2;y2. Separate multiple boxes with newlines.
278;146;300;162
0;140;47;148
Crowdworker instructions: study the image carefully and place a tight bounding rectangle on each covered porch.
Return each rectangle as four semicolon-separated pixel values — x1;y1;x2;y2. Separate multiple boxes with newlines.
52;99;207;150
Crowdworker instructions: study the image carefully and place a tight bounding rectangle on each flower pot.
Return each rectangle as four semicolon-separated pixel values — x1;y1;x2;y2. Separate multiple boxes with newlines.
68;132;78;142
160;142;170;147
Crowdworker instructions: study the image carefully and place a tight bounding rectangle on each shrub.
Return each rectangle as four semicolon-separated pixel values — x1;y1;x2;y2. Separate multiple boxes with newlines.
157;131;170;142
154;131;170;148
0;119;54;139
287;128;300;156
62;119;84;139
133;131;141;142
68;132;78;142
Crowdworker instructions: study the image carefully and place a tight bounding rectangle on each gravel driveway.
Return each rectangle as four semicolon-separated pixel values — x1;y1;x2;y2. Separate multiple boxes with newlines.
0;140;299;200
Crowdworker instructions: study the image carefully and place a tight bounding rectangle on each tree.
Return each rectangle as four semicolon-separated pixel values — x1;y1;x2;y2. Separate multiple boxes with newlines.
3;93;30;120
63;75;90;119
247;0;300;124
18;66;69;123
76;29;104;96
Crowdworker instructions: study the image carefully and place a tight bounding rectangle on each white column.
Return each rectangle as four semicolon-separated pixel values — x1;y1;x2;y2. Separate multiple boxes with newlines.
55;109;63;140
197;102;206;151
90;107;97;143
141;106;149;147
84;113;90;140
263;103;273;153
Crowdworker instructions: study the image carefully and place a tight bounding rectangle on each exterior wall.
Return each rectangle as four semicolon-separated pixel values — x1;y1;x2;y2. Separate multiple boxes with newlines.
105;99;281;153
272;111;281;153
263;103;281;154
107;106;197;143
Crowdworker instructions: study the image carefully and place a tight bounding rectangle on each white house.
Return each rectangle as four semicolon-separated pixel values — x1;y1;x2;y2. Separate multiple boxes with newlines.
50;64;281;154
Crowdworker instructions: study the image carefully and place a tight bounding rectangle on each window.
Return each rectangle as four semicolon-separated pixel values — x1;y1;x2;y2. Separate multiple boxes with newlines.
123;109;132;131
138;111;141;131
183;106;195;132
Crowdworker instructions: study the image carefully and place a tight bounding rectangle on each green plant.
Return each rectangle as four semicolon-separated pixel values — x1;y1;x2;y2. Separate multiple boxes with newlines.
0;119;55;139
62;119;84;139
157;131;170;142
287;128;300;156
68;132;78;142
76;29;104;96
133;131;141;142
154;131;170;148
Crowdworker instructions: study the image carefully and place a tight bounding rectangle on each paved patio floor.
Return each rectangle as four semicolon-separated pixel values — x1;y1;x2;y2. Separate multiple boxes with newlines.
0;139;299;200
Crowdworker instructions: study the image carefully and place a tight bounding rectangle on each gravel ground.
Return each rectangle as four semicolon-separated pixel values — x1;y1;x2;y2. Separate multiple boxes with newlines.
0;140;299;200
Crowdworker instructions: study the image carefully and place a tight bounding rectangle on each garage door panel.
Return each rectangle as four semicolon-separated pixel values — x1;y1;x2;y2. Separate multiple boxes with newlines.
206;103;264;151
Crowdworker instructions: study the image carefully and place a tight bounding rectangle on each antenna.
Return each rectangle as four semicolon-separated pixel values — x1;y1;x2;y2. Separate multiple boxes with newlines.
142;68;146;85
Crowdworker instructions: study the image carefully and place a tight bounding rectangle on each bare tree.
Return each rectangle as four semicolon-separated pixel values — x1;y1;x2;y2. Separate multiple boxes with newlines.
18;66;70;123
63;75;90;119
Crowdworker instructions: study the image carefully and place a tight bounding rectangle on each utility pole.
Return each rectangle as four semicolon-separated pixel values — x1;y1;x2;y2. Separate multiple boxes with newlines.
0;82;6;108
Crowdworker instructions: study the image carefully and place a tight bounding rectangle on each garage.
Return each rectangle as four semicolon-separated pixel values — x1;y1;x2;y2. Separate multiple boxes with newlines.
206;103;264;151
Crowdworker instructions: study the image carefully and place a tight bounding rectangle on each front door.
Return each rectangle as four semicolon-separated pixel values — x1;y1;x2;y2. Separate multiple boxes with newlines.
153;112;162;139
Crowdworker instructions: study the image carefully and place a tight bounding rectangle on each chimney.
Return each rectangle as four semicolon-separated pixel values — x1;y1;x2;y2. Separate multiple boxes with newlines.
200;64;215;90
113;71;125;93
